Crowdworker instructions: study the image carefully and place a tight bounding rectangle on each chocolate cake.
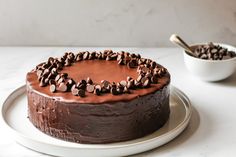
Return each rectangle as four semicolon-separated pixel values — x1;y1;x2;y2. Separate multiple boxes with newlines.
26;50;170;144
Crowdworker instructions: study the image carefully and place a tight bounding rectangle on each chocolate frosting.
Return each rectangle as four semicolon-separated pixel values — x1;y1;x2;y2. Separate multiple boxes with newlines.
27;60;170;104
27;84;170;144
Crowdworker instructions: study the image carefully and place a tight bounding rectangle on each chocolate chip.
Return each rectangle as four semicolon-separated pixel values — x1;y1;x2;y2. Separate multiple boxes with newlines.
42;63;50;69
116;87;123;94
200;54;208;59
58;83;67;92
92;85;102;95
47;73;53;80
37;70;43;77
105;55;111;61
44;78;49;84
208;42;214;48
157;70;163;77
83;51;89;60
36;63;44;70
51;68;57;75
80;79;87;85
101;80;110;88
213;53;219;60
136;75;143;82
101;53;107;59
229;51;236;57
127;60;136;68
71;84;77;92
124;52;130;57
86;84;95;93
120;80;127;87
118;59;124;65
123;86;130;94
58;77;65;84
87;77;93;84
110;82;117;88
72;88;80;96
95;85;102;91
124;56;131;65
211;48;218;53
161;68;166;74
42;69;50;77
219;48;226;54
110;87;118;95
117;54;124;61
50;84;56;93
150;61;157;68
141;58;147;63
38;76;43;81
127;80;135;89
65;59;71;66
77;82;86;90
78;89;86;97
110;53;118;60
101;86;110;93
39;79;46;87
61;73;68;78
134;80;142;88
55;74;61;82
66;79;75;90
145;72;152;78
104;49;113;54
141;77;150;88
138;59;144;65
94;88;101;95
146;59;152;65
127;76;132;81
49;79;56;85
67;79;75;86
117;82;124;89
76;53;83;61
89;52;96;60
97;52;103;60
141;66;149;73
151;76;158;84
77;79;87;89
136;54;141;59
57;63;63;70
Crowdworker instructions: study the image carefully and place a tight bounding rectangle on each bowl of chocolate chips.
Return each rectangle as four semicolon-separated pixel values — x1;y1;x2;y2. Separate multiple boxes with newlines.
183;42;236;81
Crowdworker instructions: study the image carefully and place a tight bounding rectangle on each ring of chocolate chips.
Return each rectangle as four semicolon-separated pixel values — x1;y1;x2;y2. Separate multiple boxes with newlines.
35;50;167;97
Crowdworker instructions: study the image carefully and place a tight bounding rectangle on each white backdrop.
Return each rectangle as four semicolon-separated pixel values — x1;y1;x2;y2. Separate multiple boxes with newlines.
0;0;235;47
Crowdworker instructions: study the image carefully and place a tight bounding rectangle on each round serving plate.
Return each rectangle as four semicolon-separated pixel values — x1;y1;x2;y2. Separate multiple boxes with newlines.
1;85;192;157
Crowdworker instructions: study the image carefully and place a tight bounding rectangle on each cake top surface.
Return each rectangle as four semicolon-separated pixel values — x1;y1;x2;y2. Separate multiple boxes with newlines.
27;50;170;103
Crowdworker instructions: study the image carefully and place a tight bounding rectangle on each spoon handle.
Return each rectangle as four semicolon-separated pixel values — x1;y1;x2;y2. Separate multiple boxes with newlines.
170;34;193;54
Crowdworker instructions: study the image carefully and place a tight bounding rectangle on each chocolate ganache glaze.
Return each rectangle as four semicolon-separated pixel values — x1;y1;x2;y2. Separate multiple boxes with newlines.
27;50;170;144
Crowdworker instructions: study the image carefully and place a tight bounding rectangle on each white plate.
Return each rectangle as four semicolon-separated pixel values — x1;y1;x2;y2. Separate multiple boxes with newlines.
1;85;192;157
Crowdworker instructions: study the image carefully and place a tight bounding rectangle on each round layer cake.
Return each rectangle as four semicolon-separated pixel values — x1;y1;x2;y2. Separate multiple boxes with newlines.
26;50;170;144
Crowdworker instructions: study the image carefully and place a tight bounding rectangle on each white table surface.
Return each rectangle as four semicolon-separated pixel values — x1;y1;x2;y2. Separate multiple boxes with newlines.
0;47;235;157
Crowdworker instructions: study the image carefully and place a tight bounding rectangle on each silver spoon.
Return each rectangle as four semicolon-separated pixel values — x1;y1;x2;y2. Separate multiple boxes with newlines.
170;34;196;57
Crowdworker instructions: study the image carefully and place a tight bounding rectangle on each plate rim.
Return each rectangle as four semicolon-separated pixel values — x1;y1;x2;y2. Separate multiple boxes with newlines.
1;85;192;150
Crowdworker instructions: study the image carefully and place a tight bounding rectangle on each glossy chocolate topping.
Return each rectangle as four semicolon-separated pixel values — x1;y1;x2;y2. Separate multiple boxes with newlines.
27;60;170;103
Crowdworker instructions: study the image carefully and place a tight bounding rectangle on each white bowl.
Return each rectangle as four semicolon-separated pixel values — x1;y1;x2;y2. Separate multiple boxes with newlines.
183;43;236;81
